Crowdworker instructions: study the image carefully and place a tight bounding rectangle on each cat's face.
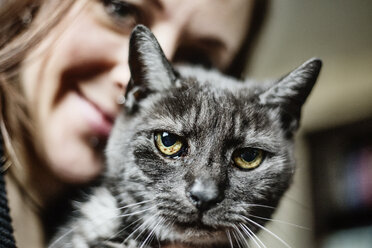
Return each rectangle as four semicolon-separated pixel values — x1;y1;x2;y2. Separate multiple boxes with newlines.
105;25;321;246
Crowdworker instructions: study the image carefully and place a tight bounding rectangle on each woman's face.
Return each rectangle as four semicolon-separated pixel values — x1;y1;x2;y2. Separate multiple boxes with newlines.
21;0;253;183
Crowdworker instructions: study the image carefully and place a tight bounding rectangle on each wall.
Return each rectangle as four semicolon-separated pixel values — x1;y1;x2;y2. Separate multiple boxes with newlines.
246;0;372;247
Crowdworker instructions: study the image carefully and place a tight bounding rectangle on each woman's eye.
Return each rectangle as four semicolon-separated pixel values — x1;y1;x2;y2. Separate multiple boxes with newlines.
232;148;265;170
154;131;186;158
102;0;141;29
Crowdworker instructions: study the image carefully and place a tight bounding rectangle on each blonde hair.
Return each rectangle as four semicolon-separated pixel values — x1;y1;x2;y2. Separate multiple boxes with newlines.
0;0;75;171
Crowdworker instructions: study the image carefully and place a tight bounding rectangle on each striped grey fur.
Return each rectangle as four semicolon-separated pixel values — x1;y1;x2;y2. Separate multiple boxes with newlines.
49;25;321;248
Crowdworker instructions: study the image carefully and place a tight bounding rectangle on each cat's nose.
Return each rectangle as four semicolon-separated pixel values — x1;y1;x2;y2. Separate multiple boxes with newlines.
187;179;223;211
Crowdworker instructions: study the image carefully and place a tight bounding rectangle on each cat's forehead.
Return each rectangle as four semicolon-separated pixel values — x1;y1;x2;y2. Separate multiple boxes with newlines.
176;65;265;94
139;74;283;152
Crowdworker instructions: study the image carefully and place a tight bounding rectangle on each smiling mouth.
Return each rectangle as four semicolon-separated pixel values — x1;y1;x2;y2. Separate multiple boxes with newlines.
79;88;115;122
75;88;115;138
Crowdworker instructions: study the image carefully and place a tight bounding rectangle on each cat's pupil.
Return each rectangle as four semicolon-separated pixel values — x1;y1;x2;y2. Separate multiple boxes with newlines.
161;132;177;147
241;149;258;162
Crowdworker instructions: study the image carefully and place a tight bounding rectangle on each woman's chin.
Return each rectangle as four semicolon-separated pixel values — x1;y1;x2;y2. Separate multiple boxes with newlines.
47;145;104;184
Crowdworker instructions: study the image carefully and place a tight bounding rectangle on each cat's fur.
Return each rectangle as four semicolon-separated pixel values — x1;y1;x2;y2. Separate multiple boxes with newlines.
49;25;321;248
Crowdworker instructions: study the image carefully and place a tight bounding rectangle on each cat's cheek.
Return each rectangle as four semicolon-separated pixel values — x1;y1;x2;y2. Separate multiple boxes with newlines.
69;188;121;244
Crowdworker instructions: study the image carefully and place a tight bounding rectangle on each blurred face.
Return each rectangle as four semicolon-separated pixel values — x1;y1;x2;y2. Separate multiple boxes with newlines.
21;0;253;183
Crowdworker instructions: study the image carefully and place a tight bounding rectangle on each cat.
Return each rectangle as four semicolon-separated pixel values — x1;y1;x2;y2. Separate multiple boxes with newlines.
49;25;321;248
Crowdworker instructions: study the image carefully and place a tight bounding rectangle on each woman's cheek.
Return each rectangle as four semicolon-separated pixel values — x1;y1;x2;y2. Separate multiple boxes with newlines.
42;93;103;183
22;4;130;183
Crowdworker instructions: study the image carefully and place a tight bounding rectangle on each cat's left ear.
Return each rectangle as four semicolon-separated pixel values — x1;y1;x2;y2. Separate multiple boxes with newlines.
259;58;322;136
124;25;177;111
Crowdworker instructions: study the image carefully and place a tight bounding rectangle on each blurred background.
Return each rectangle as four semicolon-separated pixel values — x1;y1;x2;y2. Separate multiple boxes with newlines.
245;0;372;247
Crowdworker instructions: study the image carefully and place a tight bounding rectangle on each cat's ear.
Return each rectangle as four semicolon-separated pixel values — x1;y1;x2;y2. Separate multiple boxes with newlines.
125;25;177;111
259;58;322;136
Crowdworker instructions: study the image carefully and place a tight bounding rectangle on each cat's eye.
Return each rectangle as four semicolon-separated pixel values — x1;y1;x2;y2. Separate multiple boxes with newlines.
232;148;264;170
154;131;185;157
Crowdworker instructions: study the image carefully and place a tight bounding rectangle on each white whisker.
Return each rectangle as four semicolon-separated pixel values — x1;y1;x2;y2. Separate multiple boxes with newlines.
117;199;154;211
104;214;147;243
245;204;276;210
118;205;157;218
248;214;310;230
52;198;155;246
231;229;243;248
233;225;250;248
226;229;234;248
124;213;158;245
239;223;261;248
242;216;292;248
245;224;267;248
241;223;267;248
134;215;158;245
139;217;163;248
48;227;76;247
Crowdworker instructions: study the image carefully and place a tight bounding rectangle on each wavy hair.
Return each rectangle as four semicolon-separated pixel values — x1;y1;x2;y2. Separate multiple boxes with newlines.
0;0;75;171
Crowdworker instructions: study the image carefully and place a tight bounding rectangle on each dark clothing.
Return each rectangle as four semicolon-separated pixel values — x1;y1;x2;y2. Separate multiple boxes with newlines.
0;135;16;248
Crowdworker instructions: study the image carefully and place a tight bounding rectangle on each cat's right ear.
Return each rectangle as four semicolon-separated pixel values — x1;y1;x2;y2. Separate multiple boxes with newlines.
124;25;177;112
258;58;322;137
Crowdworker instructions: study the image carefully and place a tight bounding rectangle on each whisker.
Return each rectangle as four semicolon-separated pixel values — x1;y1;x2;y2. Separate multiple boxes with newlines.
245;224;267;248
226;229;234;248
140;217;163;248
239;223;261;248
241;223;267;248
242;216;292;248
140;216;160;248
51;199;156;247
161;215;177;242
49;227;77;247
129;218;152;244
104;214;147;243
49;202;135;247
117;199;154;211
124;213;158;245
247;214;310;230
283;194;311;211
114;205;158;243
231;229;243;248
118;205;157;218
134;215;159;245
63;202;156;246
233;225;250;248
244;204;276;210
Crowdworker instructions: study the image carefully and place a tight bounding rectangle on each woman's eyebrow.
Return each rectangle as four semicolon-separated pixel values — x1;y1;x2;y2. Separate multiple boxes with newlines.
130;0;163;10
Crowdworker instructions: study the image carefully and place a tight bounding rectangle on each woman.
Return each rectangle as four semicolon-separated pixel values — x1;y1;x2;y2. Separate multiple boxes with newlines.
0;0;266;247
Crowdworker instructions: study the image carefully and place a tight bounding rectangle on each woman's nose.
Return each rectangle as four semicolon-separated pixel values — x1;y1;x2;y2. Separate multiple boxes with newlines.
110;40;131;99
110;62;130;93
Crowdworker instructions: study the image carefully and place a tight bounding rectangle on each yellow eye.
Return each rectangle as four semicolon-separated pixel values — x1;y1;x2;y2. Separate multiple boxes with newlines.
154;131;185;157
233;148;264;169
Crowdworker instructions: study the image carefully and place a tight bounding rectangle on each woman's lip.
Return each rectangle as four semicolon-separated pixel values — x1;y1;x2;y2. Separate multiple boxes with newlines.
85;96;115;124
76;91;114;137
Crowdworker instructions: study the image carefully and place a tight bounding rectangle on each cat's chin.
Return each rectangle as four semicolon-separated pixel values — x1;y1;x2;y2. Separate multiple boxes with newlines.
160;221;229;247
160;241;229;248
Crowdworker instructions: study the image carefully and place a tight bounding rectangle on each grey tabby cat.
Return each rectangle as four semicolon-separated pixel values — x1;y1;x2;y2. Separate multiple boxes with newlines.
49;25;321;248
